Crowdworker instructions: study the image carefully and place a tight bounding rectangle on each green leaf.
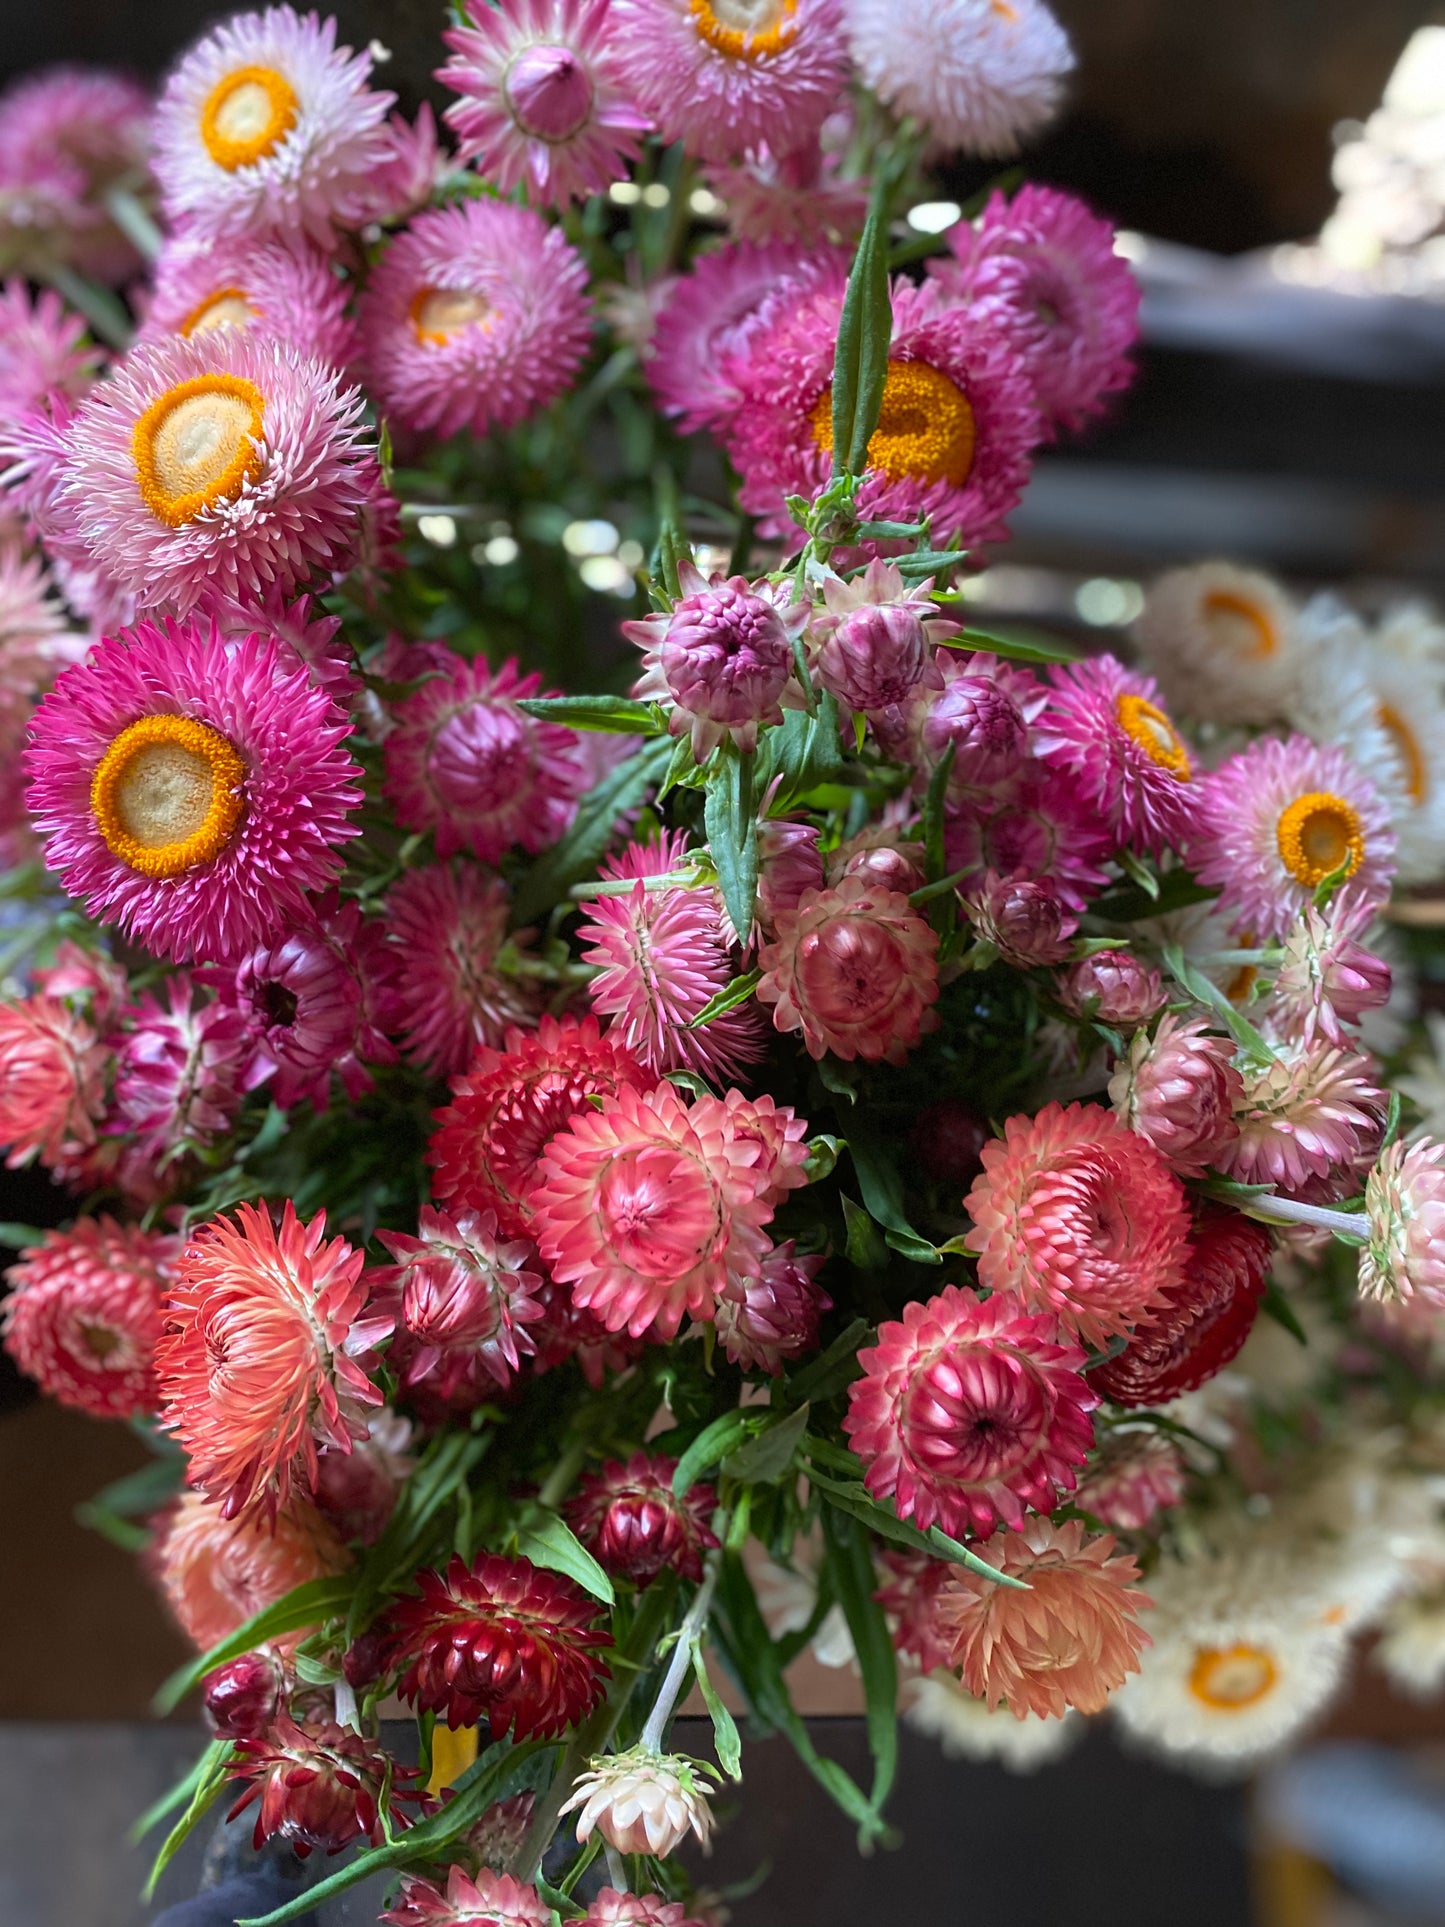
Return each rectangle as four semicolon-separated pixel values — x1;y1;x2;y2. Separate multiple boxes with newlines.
830;171;897;479
1162;942;1275;1064
688;968;762;1029
847;1130;941;1264
144;1741;234;1900
516;696;664;735
692;1640;743;1780
130;1740;221;1843
673;1409;756;1497
1260;1279;1308;1345
723;1403;811;1485
1117;848;1161;901
153;1576;355;1715
784;1318;870;1405
1090;866;1218;924
841;1192;887;1270
0;1222;45;1250
893;548;967;581
703;741;759;941
934;622;1080;666
822;1506;897;1825
80;1454;186;1520
512;737;673;926
803;1134;842;1182
760;692;844;804
517;1510;616;1605
806;1466;1026;1590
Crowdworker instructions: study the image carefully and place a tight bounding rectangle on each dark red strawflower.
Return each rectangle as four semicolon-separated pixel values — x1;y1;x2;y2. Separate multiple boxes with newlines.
204;1649;287;1741
565;1452;719;1586
378;1551;612;1736
226;1716;422;1858
1092;1203;1272;1407
527;1270;646;1388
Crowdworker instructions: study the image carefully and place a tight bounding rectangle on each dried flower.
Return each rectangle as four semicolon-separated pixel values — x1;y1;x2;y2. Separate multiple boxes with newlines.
151;1490;350;1652
1075;1431;1186;1531
962;868;1076;967
1109;1014;1243;1178
1360;1138;1445;1307
714;1240;831;1374
227;1715;420;1857
561;1746;716;1856
1056;950;1163;1029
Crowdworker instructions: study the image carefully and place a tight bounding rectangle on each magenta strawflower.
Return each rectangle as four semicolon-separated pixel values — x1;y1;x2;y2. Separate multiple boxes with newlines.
25;617;362;964
1109;1013;1243;1179
625;557;809;760
359;200;593;442
565;1451;719;1584
715;1239;830;1374
204;582;357;707
0;281;103;429
757;876;940;1065
809;558;951;713
610;0;849;163
1219;1037;1385;1200
579;828;764;1084
907;653;1046;795
152;5;395;245
378;862;534;1080
374;1205;546;1398
439;0;650;205
1056;950;1164;1028
1361;1139;1445;1307
1033;655;1193;856
112;972;252;1169
845;1283;1096;1539
54;330;378;617
1190;734;1397;942
962;868;1076;967
0;994;107;1171
140;232;359;371
0;68;152;283
944;764;1113;914
384;654;585;863
930;185;1140;433
1075;1431;1185;1532
1270;901;1393;1049
384;1867;552;1927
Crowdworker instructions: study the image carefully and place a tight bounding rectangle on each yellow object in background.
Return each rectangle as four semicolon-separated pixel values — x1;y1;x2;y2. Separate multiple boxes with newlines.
427;1722;479;1796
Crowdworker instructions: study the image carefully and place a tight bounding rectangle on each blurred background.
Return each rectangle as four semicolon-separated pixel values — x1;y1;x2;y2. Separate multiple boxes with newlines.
7;3;1445;1924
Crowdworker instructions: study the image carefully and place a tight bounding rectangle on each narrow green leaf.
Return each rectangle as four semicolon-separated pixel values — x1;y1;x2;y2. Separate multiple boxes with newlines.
74;1504;151;1552
703;741;759;941
688;968;762;1029
1117;849;1161;902
0;1222;45;1249
1261;1279;1308;1345
692;1640;743;1780
516;696;664;735
144;1741;234;1900
1162;942;1275;1063
154;1576;355;1715
130;1740;222;1842
722;1403;811;1485
893;548;966;581
822;1506;897;1824
512;737;673;926
934;622;1080;666
807;1468;1026;1590
847;1130;941;1264
517;1510;616;1605
784;1318;870;1404
841;1191;887;1270
830;171;895;478
81;1454;186;1520
673;1409;756;1497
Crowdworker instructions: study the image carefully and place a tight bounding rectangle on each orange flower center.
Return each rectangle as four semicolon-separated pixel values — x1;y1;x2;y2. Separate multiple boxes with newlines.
1378;701;1428;804
200;64;299;171
1276;791;1365;889
131;373;265;527
180;287;255;337
91;714;245;878
1115;692;1191;779
811;361;977;487
1202;587;1277;660
1188;1642;1278;1710
409;286;493;346
689;0;798;59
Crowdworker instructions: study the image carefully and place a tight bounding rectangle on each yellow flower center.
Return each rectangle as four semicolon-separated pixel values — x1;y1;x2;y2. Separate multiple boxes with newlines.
1202;587;1277;660
1378;701;1428;804
1276;791;1365;889
811;360;977;487
1115;692;1191;779
91;714;246;878
689;0;797;59
200;65;299;171
409;286;493;346
180;287;255;338
1188;1643;1278;1711
131;373;265;527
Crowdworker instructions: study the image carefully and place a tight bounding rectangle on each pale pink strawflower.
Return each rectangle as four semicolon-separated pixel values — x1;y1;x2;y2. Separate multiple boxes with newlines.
705;123;869;248
112;972;251;1170
151;1489;350;1653
384;654;585;863
757;876;940;1065
152;5;394;245
460;1790;536;1875
846;0;1074;159
383;1867;551;1927
962;868;1076;967
611;0;848;164
1360;1138;1445;1307
874;1547;957;1674
715;1239;830;1374
0;281;103;429
379;862;535;1080
931;184;1139;433
1057;950;1163;1028
531;1080;776;1338
579;828;764;1084
350;104;447;226
809;557;951;714
625;557;809;760
756;815;825;930
140;231;358;371
561;1746;716;1857
944;762;1114;914
1108;1013;1243;1179
0;541;71;700
359;200;593;443
1075;1431;1186;1532
374;1205;546;1398
1190;734;1397;943
55;329;377;617
964;1100;1191;1348
439;0;650;206
1219;1036;1385;1199
25;617;362;964
0;993;107;1170
1271;901;1392;1049
936;1516;1150;1719
32;940;128;1028
1034;654;1193;857
844;1283;1097;1539
0;68;152;283
586;1891;706;1927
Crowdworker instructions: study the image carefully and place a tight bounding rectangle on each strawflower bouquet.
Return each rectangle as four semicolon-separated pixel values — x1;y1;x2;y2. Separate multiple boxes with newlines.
3;1;1445;1920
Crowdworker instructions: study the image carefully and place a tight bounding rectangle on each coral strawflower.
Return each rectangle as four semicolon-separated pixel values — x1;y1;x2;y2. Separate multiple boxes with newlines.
150;1489;350;1652
384;1868;552;1927
0;992;107;1170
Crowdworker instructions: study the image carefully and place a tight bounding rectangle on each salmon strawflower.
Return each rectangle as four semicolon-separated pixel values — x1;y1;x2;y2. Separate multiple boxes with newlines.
1075;1431;1187;1532
1108;1012;1243;1179
150;1488;350;1652
0;992;107;1170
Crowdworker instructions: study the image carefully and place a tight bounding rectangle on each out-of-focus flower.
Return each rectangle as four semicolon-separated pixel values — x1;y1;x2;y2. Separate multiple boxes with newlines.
0;993;107;1170
562;1746;715;1856
140;232;358;371
0;282;103;428
1056;950;1163;1028
0;68;152;282
1034;654;1193;856
1133;562;1300;728
1075;1431;1186;1531
150;1489;350;1652
1360;1138;1445;1307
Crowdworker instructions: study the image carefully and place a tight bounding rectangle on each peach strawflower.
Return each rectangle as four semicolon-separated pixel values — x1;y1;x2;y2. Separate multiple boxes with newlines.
964;1101;1191;1348
0;992;108;1171
936;1516;1151;1719
156;1201;388;1521
151;1488;350;1652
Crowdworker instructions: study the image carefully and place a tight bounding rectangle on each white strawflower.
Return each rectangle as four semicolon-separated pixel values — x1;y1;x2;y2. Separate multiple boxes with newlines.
903;1671;1081;1772
845;0;1073;158
1400;1012;1445;1142
748;1538;857;1670
1375;1587;1445;1700
1374;600;1445;672
561;1747;716;1858
1132;561;1300;727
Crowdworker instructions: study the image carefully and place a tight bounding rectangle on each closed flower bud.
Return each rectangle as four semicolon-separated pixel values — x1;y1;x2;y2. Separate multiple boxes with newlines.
963;869;1075;967
561;1747;716;1858
815;602;934;713
1056;949;1164;1027
204;1649;287;1741
921;673;1029;787
565;1452;719;1585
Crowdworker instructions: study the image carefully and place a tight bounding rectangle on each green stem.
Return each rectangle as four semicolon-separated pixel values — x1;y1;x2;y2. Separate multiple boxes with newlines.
537;1437;590;1511
39;262;131;350
640;1557;720;1752
104;184;163;261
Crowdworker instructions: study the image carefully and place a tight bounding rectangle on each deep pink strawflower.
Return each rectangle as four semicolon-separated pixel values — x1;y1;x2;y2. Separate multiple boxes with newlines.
1034;654;1193;856
566;1451;719;1584
1075;1431;1186;1532
844;1284;1097;1539
374;1205;546;1399
809;557;951;714
112;972;251;1170
1108;1013;1244;1179
0;281;103;428
227;1716;421;1858
0;993;107;1170
715;1238;830;1374
964;1100;1192;1348
962;868;1076;967
3;1217;174;1419
527;1268;646;1389
203;582;358;707
384;1866;552;1927
1218;1036;1385;1200
874;1547;958;1675
140;232;358;371
1271;901;1392;1049
1056;950;1163;1028
384;654;585;863
379;862;535;1079
757;876;940;1065
944;762;1113;915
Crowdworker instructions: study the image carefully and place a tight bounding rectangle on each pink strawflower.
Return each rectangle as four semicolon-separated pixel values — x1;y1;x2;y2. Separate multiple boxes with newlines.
1191;734;1397;943
610;0;849;163
311;1411;413;1546
844;1283;1097;1539
715;1239;830;1374
429;1013;650;1236
580;829;764;1083
152;5;395;245
383;654;585;863
112;972;251;1168
0;281;103;429
809;557;951;714
756;876;940;1065
1057;950;1163;1028
439;0;650;205
874;1547;958;1674
25;617;362;964
140;232;358;371
727;274;1041;549
757;815;825;931
1270;901;1392;1049
156;1199;387;1521
1075;1431;1186;1532
378;862;534;1080
1361;1138;1445;1307
717;1088;812;1204
1219;1036;1385;1199
1108;1013;1243;1179
625;557;809;760
151;1489;350;1652
359;200;593;442
59;329;377;617
704;123;869;247
964;1100;1192;1348
216;894;396;1110
384;1867;552;1927
355;102;448;222
3;1217;174;1419
375;1205;546;1402
936;1517;1151;1719
565;1450;719;1585
0;993;107;1170
905;653;1047;794
586;1892;706;1927
0;541;71;703
962;868;1076;967
528;1269;646;1389
530;1080;777;1338
931;185;1139;433
459;1790;537;1875
945;763;1113;914
32;940;128;1027
1033;655;1193;856
0;68;152;283
204;581;358;707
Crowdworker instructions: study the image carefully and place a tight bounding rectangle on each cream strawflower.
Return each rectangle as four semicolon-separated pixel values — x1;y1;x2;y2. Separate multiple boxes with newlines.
1399;1012;1445;1143
1133;561;1300;727
1374;1587;1445;1701
561;1748;716;1857
902;1672;1081;1772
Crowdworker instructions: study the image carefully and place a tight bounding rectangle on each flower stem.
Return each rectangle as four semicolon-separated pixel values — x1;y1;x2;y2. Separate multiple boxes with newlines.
1240;1192;1370;1239
640;1555;720;1754
104;185;163;261
39;262;131;350
537;1438;589;1511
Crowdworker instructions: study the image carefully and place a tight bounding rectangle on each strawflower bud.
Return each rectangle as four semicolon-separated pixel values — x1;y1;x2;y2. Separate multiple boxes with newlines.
561;1746;716;1858
1056;949;1164;1028
962;869;1075;967
226;1716;421;1858
920;673;1029;787
565;1452;719;1585
815;601;934;713
204;1649;287;1741
1109;1013;1242;1177
1360;1138;1445;1307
